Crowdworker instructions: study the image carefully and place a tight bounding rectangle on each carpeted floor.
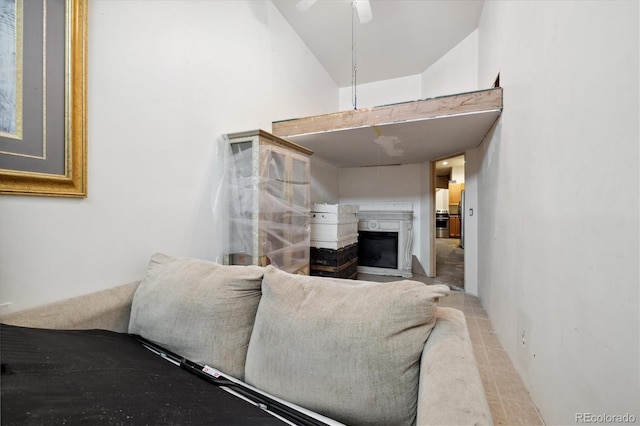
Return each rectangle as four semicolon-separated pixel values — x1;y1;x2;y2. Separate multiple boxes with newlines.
435;238;465;290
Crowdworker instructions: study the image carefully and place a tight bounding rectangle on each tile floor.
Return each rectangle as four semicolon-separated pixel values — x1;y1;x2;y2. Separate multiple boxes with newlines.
438;291;545;425
359;253;545;425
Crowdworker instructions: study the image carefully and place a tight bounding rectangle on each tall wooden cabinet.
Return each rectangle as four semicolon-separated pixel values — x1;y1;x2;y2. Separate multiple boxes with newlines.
448;183;465;205
449;216;461;238
224;130;313;275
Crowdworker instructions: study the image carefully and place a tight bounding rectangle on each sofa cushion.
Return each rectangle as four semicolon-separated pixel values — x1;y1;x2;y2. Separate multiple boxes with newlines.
244;266;449;426
128;253;264;380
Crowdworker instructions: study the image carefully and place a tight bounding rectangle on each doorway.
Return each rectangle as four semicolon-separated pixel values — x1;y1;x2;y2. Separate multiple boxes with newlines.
434;154;465;291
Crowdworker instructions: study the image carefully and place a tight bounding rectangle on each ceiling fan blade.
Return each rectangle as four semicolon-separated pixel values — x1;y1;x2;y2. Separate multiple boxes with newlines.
354;0;373;23
296;0;317;11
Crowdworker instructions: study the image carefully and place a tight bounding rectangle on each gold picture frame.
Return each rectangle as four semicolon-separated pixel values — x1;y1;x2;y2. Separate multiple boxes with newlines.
0;0;87;197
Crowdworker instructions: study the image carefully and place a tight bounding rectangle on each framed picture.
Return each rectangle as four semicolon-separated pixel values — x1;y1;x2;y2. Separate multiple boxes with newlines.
0;0;87;197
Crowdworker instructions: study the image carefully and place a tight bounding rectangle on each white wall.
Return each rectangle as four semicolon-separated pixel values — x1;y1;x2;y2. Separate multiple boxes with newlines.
309;155;340;204
463;143;482;296
421;29;479;98
474;1;639;423
0;0;338;314
338;74;422;110
338;28;479;111
418;162;435;277
269;3;338;121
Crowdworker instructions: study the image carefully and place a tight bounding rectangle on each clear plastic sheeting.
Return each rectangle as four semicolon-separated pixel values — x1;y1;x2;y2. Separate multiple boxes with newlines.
213;131;311;274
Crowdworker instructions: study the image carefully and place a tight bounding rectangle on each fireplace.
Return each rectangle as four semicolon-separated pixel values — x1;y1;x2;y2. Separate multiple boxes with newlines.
359;231;398;269
357;210;413;278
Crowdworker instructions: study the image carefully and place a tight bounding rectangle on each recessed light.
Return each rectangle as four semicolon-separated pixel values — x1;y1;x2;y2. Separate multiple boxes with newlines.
442;161;448;165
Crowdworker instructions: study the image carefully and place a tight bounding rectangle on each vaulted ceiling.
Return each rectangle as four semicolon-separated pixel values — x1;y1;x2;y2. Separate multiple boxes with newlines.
272;0;484;87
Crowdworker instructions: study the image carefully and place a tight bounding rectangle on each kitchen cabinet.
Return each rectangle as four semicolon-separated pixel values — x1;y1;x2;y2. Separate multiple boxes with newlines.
225;130;313;275
449;215;461;238
448;183;465;205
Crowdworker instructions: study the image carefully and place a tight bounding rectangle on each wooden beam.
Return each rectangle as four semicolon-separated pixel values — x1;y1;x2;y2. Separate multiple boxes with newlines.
272;88;503;138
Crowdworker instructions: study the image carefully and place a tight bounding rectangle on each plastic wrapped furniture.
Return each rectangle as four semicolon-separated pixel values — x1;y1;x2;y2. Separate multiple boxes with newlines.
225;130;313;275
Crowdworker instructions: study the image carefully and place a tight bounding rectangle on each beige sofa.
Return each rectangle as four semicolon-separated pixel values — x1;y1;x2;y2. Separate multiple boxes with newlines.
1;253;492;426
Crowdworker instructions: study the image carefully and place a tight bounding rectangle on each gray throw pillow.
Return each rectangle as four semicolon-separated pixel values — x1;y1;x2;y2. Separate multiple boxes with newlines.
244;266;449;426
128;253;265;380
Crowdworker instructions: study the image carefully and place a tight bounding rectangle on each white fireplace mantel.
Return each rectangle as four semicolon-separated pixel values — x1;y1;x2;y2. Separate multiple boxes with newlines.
357;210;413;278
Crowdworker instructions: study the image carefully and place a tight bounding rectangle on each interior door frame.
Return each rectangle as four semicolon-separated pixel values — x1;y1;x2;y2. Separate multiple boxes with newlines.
429;161;436;277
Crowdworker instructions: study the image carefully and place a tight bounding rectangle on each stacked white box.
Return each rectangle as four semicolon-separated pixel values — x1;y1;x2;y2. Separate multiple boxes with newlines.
310;204;359;249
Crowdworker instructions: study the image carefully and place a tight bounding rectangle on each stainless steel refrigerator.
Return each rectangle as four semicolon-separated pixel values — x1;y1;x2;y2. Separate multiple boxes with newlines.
459;190;465;248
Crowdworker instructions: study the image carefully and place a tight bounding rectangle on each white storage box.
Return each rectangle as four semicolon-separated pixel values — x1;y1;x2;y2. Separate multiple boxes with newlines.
311;234;358;250
311;222;358;241
311;211;358;224
310;204;359;249
311;203;359;215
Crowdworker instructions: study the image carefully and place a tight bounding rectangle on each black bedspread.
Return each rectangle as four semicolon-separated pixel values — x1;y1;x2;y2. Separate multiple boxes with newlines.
0;324;286;425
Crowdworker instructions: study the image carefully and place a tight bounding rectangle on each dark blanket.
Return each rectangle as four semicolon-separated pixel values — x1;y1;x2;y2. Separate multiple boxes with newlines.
0;324;285;425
